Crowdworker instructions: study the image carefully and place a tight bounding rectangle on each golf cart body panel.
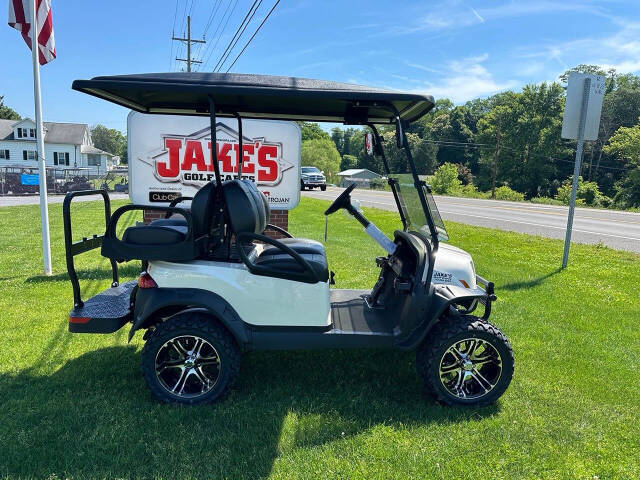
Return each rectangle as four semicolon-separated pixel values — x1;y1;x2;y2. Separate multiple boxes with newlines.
147;258;331;328
63;72;510;406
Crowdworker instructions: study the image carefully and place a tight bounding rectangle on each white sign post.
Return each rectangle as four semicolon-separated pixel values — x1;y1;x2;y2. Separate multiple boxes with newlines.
561;72;605;268
127;113;301;210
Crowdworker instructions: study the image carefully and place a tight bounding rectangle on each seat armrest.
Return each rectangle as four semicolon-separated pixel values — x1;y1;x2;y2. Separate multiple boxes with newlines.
263;223;293;238
166;196;194;217
106;204;194;241
236;232;320;283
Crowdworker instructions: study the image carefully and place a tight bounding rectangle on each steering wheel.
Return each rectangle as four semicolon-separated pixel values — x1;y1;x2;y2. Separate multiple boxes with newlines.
324;183;356;215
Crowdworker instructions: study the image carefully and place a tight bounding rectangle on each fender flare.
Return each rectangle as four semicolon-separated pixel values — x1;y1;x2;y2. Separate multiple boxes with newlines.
398;286;490;350
130;287;250;346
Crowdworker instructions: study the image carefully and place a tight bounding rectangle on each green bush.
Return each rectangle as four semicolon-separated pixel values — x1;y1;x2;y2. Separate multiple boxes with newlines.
457;184;490;199
555;176;605;206
494;185;525;201
431;163;461;195
531;197;563;205
369;177;386;190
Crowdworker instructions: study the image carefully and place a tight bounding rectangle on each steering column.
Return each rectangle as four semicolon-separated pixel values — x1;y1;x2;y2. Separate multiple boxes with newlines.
324;183;397;255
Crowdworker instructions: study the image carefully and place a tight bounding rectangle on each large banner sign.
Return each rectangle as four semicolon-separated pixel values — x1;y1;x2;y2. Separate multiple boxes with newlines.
128;112;301;209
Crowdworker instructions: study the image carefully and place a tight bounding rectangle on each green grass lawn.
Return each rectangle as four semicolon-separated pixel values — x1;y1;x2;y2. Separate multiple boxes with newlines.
0;197;639;479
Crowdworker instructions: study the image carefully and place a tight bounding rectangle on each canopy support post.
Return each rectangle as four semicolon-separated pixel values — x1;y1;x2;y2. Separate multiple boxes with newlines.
208;96;222;187
233;112;243;179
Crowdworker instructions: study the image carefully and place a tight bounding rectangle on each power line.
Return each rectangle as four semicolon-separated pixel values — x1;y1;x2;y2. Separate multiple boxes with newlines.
201;0;239;69
170;0;181;70
180;0;190;35
202;0;223;37
214;0;262;72
188;0;198;17
224;0;281;73
196;0;225;69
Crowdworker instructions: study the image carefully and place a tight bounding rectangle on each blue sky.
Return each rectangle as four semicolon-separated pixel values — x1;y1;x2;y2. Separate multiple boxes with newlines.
1;0;639;133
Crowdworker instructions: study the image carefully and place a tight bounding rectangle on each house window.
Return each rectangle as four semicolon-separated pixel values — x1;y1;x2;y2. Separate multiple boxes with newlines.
54;152;69;166
87;154;101;166
0;150;9;160
23;150;37;161
17;128;35;139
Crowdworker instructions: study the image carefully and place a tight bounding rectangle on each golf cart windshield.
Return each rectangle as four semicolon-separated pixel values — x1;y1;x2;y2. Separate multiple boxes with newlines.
391;175;448;242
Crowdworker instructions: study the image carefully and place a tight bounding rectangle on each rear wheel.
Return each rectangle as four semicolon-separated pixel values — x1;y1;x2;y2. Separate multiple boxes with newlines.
141;313;240;405
417;315;513;406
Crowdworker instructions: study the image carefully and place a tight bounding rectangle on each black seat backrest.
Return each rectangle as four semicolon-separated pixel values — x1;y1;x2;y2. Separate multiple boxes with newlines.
258;189;271;225
190;181;218;237
223;180;267;234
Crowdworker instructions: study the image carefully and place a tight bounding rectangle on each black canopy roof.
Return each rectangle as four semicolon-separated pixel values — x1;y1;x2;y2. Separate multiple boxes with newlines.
72;73;434;124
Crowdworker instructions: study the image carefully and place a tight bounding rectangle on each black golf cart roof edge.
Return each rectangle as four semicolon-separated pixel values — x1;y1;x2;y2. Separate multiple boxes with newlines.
71;72;434;124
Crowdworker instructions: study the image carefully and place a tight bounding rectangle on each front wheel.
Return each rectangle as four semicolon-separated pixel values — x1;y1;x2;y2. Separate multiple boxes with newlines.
417;315;513;406
141;313;241;405
320;185;327;191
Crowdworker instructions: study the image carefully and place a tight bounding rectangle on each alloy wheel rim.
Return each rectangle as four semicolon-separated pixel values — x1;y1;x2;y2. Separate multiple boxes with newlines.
438;337;502;400
155;335;221;398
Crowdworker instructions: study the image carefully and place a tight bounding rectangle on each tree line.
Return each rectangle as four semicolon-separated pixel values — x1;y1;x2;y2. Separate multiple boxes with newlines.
300;64;640;209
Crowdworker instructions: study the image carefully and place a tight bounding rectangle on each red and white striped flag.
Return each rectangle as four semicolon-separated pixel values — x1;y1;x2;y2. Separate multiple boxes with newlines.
8;0;56;65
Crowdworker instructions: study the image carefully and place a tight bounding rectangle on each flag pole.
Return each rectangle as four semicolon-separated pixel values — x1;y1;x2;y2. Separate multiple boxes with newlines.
30;0;52;275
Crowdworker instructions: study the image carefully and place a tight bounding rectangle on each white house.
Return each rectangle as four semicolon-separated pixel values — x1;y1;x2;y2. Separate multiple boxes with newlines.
0;118;118;176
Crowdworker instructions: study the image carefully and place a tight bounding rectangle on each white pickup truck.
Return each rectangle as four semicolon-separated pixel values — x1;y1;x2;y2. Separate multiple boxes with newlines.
300;166;326;191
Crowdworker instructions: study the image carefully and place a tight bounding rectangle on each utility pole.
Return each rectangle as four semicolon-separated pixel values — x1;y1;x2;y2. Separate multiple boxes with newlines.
492;115;501;199
173;16;205;72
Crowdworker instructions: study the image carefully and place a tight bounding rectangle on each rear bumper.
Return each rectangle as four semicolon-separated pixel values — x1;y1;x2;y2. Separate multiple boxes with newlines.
475;274;497;320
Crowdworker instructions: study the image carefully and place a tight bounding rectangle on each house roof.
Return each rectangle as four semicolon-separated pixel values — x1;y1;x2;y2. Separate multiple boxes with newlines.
0;119;16;140
337;168;381;177
81;145;114;156
0;118;88;144
72;72;435;124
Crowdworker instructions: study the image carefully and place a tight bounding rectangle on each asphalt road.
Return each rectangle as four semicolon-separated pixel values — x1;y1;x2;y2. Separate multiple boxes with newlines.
0;192;129;207
303;187;640;253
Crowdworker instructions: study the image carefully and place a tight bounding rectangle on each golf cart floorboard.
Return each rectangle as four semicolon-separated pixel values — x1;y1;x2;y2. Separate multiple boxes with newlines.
330;289;396;336
68;281;136;333
251;290;397;350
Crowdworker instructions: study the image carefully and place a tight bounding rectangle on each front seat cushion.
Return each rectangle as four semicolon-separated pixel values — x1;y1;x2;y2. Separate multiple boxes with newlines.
255;252;329;283
122;225;188;245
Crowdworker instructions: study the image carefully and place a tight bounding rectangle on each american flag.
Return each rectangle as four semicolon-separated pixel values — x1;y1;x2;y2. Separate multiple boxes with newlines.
8;0;56;65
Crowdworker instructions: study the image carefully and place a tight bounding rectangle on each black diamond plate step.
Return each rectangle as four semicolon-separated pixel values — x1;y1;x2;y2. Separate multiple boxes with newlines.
68;280;137;333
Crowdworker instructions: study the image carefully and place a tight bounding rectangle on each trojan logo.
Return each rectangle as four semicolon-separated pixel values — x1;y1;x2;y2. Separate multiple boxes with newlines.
147;123;293;187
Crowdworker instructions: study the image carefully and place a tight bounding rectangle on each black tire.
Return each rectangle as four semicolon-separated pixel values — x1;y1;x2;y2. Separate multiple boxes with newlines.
320;185;327;191
141;312;241;405
417;315;514;407
300;180;305;191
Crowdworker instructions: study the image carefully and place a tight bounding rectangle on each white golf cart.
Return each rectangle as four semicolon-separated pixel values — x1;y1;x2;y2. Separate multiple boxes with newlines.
64;73;513;406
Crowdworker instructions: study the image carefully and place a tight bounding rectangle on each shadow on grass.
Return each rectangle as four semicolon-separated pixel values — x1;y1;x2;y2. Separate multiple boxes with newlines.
500;267;562;291
0;346;498;479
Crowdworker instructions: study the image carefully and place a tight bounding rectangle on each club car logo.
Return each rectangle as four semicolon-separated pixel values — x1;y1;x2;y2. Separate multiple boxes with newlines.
146;123;294;187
